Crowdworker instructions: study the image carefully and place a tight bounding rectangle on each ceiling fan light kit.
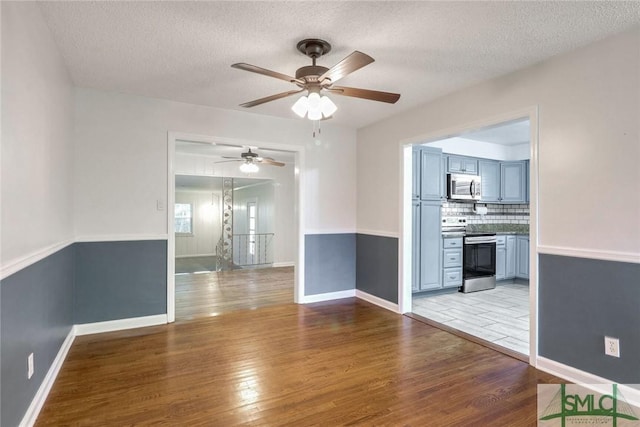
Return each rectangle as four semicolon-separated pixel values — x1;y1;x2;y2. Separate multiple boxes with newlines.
232;38;400;122
239;162;259;173
215;148;285;173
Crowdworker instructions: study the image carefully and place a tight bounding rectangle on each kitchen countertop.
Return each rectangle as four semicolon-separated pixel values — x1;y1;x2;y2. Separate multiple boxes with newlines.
465;224;529;235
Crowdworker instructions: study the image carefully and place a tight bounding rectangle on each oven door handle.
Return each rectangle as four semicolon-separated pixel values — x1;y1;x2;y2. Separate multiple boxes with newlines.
464;237;497;244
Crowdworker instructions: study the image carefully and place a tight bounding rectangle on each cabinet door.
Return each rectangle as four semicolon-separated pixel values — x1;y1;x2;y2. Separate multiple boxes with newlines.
479;160;500;203
501;161;527;203
441;155;447;201
506;236;516;279
496;246;506;281
420;201;442;291
412;148;421;200
516;236;530;279
420;147;442;200
462;158;478;175
412;201;420;292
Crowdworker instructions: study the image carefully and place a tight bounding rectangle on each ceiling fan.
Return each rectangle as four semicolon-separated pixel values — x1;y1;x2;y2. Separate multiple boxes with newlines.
216;148;284;173
231;38;401;120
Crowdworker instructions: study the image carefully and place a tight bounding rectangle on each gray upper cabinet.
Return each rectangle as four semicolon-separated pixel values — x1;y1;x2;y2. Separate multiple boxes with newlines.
412;201;420;292
420;147;443;201
448;155;478;175
412;148;421;200
479;160;501;203
500;161;527;203
419;201;442;291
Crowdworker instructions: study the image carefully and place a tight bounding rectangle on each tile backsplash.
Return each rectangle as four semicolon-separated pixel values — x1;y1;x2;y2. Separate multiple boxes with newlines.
441;202;530;225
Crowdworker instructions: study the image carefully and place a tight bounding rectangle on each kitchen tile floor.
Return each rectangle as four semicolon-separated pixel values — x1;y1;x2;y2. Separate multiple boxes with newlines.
412;283;530;355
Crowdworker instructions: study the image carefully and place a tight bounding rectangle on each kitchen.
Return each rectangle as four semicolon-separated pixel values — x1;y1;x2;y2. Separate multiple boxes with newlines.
411;118;531;356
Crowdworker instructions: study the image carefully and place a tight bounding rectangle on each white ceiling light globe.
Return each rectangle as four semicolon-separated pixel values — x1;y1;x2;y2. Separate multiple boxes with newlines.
240;162;259;173
291;95;308;118
320;96;337;118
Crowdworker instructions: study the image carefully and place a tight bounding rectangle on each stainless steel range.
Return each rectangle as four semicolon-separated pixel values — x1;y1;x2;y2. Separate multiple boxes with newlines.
441;216;497;293
463;232;497;292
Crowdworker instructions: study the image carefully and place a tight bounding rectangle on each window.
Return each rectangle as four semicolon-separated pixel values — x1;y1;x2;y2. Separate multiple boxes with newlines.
174;203;193;234
247;202;256;255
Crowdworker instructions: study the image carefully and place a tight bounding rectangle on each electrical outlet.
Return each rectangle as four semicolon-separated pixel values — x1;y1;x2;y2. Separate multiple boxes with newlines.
27;353;34;379
604;336;620;358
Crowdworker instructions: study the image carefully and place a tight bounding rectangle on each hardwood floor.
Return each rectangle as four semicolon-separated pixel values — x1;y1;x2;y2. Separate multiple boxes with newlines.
37;298;561;426
175;266;294;320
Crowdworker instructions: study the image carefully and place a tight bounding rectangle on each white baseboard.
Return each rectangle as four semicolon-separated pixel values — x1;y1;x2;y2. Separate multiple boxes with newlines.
272;261;295;268
300;289;356;303
20;328;75;427
356;290;400;313
74;314;168;336
536;356;640;408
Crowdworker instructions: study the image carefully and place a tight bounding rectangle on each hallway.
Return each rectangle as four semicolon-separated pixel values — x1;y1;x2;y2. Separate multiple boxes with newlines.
175;266;294;320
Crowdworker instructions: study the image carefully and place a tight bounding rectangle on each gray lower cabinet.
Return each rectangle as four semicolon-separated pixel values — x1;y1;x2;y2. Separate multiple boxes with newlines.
516;235;530;279
442;237;462;288
411;201;420;292
506;235;516;279
419;201;442;291
496;235;516;281
496;244;506;280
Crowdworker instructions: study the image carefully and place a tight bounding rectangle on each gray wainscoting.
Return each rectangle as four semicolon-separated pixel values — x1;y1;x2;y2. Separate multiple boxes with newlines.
304;234;355;296
74;240;168;323
356;234;399;304
539;254;640;384
1;245;75;427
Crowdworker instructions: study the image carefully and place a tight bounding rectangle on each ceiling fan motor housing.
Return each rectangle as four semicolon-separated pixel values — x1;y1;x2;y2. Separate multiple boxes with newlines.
241;150;258;159
295;66;329;82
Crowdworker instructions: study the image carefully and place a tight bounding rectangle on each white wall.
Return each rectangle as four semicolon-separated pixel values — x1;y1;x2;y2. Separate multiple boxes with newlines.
1;2;74;266
175;154;296;264
357;28;640;256
73;89;357;240
174;190;221;257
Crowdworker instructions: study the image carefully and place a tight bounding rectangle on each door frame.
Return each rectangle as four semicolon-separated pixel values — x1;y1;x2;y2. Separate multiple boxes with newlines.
166;132;305;323
398;106;540;365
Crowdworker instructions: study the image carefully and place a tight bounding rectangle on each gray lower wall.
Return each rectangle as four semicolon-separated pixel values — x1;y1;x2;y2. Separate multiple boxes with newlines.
304;234;355;296
539;254;640;384
356;234;399;304
1;245;75;427
74;240;168;323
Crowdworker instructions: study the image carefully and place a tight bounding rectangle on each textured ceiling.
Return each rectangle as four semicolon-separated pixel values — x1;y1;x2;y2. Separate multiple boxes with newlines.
38;1;640;129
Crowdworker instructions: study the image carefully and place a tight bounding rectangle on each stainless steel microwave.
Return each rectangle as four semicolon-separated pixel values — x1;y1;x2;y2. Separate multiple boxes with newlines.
447;173;481;201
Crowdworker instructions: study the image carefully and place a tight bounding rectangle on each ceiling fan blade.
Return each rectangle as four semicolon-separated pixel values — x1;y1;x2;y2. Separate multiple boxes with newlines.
231;63;304;85
258;158;285;167
319;51;374;84
221;156;240;159
239;89;305;108
214;159;242;164
327;86;401;104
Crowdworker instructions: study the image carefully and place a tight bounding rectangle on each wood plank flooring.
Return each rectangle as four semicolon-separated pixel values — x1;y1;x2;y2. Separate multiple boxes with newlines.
37;298;562;426
175;266;294;320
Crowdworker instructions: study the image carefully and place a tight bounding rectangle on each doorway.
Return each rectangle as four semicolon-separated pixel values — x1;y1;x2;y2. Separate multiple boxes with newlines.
401;109;538;362
167;134;303;322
